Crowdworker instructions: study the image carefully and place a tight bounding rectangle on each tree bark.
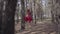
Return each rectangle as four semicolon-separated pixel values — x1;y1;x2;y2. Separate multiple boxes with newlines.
0;0;17;34
21;0;25;30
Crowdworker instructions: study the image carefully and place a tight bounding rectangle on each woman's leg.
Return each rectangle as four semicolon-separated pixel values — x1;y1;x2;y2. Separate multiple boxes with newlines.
25;22;30;30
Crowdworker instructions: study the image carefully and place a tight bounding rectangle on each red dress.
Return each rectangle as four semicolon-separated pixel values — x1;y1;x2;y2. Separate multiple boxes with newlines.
24;9;32;23
24;14;32;23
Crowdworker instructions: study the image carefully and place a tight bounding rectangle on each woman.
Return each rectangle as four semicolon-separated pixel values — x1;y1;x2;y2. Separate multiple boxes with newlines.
24;9;32;30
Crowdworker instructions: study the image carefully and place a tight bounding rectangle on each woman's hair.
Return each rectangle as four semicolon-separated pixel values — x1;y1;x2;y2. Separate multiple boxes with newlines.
27;9;31;15
27;9;30;12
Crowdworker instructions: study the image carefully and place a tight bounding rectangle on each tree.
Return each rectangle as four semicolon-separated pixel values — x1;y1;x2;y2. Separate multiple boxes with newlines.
20;0;25;30
51;0;60;34
0;0;17;34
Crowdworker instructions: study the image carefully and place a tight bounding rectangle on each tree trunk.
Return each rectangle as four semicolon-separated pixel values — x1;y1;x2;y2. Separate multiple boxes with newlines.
0;0;17;34
21;0;25;30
